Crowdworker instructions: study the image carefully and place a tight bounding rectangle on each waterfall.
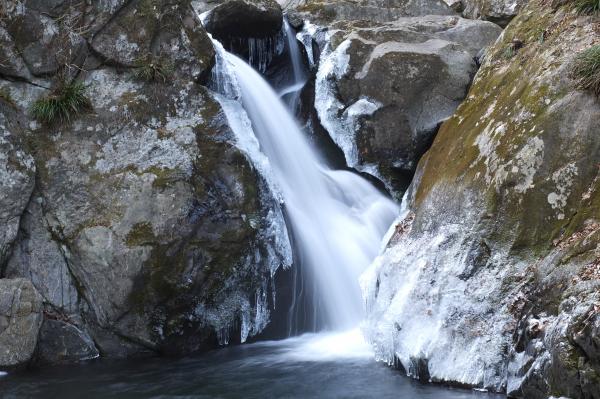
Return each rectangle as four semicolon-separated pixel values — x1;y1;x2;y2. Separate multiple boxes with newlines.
280;20;308;112
209;27;399;332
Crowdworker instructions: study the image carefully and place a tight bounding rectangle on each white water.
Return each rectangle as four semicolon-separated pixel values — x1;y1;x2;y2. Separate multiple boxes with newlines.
210;29;399;331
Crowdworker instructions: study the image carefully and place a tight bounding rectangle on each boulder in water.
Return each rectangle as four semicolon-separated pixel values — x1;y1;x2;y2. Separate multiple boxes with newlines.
313;15;502;194
361;3;600;396
34;319;99;365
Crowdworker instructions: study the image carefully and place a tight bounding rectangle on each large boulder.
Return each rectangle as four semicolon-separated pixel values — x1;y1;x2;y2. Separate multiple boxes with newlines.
458;0;527;27
0;0;291;363
203;0;283;39
288;0;456;25
35;319;99;365
0;279;43;369
91;0;215;82
362;3;600;397
313;16;501;193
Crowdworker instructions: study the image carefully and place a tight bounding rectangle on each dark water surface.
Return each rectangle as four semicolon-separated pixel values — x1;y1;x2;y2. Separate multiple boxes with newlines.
0;332;505;399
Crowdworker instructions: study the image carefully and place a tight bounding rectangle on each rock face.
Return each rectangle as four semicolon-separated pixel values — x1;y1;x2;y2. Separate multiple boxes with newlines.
459;0;527;27
200;0;285;73
0;279;43;369
309;16;501;193
0;101;35;267
204;0;283;39
361;3;600;398
288;0;456;25
0;0;290;363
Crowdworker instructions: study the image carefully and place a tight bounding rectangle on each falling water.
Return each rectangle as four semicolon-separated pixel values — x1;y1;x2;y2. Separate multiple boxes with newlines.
210;28;398;332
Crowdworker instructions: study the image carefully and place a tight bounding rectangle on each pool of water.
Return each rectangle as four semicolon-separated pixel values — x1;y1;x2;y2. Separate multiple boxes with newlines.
0;330;505;399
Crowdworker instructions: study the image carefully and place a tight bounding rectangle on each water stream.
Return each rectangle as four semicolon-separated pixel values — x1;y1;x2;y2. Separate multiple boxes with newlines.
0;20;503;399
211;31;398;332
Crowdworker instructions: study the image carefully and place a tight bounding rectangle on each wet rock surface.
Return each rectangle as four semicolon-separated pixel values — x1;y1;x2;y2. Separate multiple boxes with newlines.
203;0;283;39
35;319;99;365
361;3;600;397
303;15;501;194
0;0;289;363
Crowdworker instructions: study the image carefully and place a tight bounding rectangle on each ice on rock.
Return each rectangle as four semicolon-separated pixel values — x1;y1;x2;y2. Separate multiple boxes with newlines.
360;206;518;391
313;34;382;175
201;35;293;344
297;21;326;69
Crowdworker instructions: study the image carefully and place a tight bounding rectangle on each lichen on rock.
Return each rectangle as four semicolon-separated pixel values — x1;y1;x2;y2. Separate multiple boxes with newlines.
361;3;600;397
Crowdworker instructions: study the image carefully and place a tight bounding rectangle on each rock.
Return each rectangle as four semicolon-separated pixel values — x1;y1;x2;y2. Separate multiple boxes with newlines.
5;198;80;315
361;3;600;397
92;0;215;82
35;319;99;365
461;0;527;27
0;0;290;362
0;26;33;80
0;279;43;368
204;0;283;40
313;16;502;194
23;68;288;356
1;5;88;77
289;0;457;25
201;0;284;72
0;100;35;267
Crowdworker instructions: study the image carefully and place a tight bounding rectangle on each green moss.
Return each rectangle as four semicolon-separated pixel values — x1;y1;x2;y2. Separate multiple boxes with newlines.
31;81;92;125
126;222;156;247
146;166;177;189
118;90;154;123
133;54;175;83
571;45;600;96
413;3;589;256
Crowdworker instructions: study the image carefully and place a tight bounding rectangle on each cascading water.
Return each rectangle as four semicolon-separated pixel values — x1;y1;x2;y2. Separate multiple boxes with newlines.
279;20;308;112
210;25;398;332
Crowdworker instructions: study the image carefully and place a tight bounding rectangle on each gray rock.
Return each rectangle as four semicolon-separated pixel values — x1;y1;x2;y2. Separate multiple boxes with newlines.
22;65;287;356
0;26;33;80
0;0;289;363
35;319;99;365
314;16;501;194
460;0;527;26
204;0;283;39
1;6;88;77
92;0;216;82
0;278;43;368
288;0;457;25
362;3;600;396
0;101;35;268
5;198;79;315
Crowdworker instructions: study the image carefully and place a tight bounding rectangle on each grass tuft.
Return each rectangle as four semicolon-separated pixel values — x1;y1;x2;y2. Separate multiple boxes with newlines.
571;45;600;96
31;81;92;125
572;0;600;14
133;55;174;83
